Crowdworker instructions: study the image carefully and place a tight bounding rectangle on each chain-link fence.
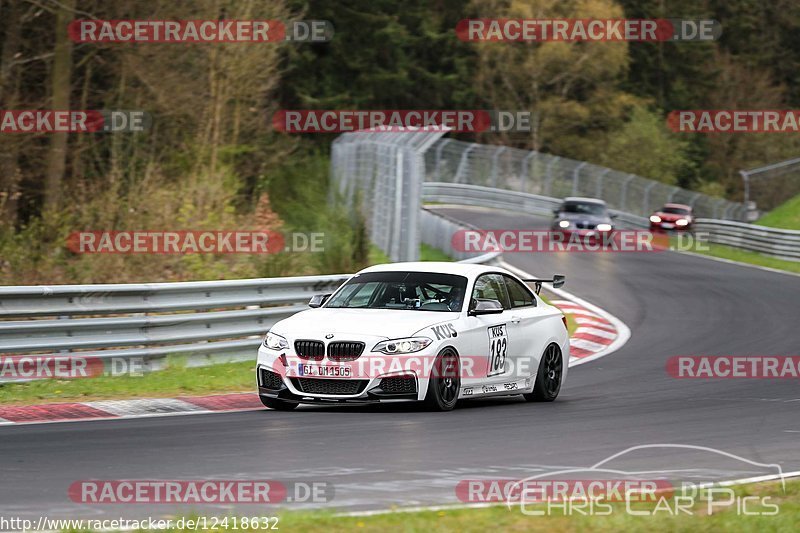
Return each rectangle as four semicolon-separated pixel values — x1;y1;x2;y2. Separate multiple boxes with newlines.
331;130;447;262
425;139;748;220
331;132;749;262
741;157;800;212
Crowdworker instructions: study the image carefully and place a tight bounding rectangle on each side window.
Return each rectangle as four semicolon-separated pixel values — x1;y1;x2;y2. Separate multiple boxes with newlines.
504;275;536;308
472;274;511;310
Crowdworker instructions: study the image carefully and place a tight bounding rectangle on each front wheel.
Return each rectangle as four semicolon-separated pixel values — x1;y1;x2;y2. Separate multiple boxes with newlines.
524;344;563;402
259;395;298;411
423;349;461;411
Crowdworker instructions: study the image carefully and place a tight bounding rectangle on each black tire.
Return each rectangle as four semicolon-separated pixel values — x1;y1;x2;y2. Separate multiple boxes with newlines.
259;395;298;411
524;344;563;402
423;349;461;411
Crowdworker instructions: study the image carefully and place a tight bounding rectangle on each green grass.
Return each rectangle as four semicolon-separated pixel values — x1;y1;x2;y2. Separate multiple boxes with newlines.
67;479;800;532
367;244;391;265
686;241;800;274
420;243;453;262
757;193;800;230
0;360;255;406
367;243;454;264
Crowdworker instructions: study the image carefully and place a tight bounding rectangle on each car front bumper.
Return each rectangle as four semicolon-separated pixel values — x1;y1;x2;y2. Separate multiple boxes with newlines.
256;345;433;404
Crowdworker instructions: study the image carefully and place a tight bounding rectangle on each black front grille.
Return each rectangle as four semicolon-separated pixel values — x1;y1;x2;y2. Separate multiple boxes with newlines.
327;341;365;361
260;368;284;389
291;378;368;395
295;340;325;360
379;376;417;394
575;221;597;229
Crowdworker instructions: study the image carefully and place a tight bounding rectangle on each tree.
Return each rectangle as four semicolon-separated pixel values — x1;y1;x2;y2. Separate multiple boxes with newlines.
599;104;692;184
467;0;643;159
43;0;75;211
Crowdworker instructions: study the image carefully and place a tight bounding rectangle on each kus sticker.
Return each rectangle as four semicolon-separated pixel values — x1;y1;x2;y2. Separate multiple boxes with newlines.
431;323;458;340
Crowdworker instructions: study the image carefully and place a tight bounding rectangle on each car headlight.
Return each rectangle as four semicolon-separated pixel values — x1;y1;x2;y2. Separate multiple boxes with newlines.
650;215;662;223
372;337;432;354
263;331;289;350
596;223;612;231
675;218;689;226
558;220;570;228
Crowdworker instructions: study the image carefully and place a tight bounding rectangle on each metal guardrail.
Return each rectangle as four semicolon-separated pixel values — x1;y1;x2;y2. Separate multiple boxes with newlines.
694;219;800;261
423;182;649;229
425;138;749;220
2;185;797;382
0;210;500;379
0;275;351;375
423;182;800;261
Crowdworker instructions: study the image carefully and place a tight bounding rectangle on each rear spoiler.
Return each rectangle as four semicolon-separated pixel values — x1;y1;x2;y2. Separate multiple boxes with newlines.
521;275;565;295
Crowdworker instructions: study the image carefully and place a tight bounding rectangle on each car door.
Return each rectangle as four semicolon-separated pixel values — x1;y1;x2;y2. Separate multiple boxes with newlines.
459;273;516;392
503;274;556;382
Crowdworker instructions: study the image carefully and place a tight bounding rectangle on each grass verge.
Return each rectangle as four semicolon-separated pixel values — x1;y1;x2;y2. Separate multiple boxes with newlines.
0;360;255;406
757;193;800;230
68;478;799;532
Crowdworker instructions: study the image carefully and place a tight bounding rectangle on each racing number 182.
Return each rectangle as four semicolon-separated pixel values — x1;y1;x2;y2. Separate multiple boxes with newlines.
488;324;507;377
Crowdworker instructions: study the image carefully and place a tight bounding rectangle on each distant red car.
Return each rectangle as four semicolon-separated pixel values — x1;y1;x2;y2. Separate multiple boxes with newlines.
649;203;693;231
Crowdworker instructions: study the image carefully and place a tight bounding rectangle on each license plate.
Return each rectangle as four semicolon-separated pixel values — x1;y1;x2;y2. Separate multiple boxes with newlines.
661;223;674;229
298;364;352;378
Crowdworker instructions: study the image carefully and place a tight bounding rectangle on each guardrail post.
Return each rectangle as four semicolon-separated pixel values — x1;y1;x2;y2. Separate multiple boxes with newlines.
596;168;610;198
642;181;657;215
572;161;587;196
740;169;750;205
490;146;507;189
620;174;635;211
454;143;478;184
390;149;404;261
434;138;451;181
521;150;536;193
667;186;680;204
544;156;560;196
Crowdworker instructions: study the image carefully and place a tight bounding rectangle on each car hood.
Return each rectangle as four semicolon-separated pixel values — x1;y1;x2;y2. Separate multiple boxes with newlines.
655;212;691;221
271;307;460;340
556;212;612;224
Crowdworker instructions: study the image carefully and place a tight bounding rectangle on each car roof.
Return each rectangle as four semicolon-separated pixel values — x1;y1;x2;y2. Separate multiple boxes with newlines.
663;203;692;210
358;261;509;279
563;196;607;205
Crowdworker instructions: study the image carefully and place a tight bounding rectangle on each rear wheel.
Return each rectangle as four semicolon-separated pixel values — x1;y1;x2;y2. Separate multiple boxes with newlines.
423;349;460;411
259;395;298;411
525;344;563;402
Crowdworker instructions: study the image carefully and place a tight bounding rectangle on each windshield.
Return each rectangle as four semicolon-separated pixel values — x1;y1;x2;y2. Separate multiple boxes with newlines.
662;206;690;215
560;202;607;215
325;271;467;312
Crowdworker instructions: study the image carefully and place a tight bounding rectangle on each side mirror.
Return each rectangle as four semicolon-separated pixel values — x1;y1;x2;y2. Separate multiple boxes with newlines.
308;294;331;308
552;275;565;289
553;209;561;216
609;213;618;219
468;298;504;316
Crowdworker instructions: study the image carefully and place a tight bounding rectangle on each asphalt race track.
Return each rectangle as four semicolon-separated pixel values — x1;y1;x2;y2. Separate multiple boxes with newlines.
2;206;799;519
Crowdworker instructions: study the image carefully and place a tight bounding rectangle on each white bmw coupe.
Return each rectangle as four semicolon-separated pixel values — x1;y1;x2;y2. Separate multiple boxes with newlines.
257;262;568;411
